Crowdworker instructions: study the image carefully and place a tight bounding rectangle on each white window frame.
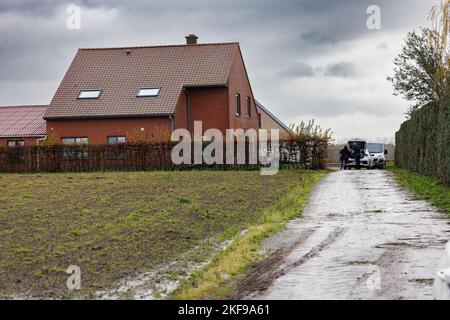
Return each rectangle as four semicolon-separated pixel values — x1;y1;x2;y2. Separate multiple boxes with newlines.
62;137;88;145
137;88;160;97
78;90;102;99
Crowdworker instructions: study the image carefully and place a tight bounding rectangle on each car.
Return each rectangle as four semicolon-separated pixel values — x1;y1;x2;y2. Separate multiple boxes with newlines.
367;142;388;169
434;241;450;300
346;140;374;169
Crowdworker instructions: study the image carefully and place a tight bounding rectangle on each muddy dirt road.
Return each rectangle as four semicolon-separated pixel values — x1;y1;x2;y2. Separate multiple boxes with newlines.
236;170;450;300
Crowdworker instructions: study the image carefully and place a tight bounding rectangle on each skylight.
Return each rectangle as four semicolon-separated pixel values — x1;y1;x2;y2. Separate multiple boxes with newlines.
78;90;101;99
137;88;160;97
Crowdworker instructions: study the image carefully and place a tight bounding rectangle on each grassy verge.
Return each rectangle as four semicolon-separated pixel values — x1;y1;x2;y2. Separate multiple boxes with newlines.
389;166;450;215
0;169;327;299
171;170;328;299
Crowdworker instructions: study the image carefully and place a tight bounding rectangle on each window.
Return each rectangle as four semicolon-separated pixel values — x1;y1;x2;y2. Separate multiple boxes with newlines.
236;93;241;116
107;136;126;159
62;137;88;145
7;140;25;148
107;136;126;145
246;96;252;118
137;88;160;97
62;137;88;159
78;90;101;99
6;140;25;163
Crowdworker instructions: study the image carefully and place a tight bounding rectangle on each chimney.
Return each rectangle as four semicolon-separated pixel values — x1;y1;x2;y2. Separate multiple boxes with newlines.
185;34;198;45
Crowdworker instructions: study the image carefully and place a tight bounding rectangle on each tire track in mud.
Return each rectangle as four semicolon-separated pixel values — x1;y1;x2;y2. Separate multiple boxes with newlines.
231;227;346;299
230;170;450;300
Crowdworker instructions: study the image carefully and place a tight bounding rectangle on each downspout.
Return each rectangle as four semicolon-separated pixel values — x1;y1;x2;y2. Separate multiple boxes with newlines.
36;135;47;172
183;87;190;132
169;115;174;132
37;136;47;145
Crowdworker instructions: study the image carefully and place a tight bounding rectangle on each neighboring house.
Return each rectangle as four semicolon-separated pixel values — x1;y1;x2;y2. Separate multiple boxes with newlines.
0;105;47;147
43;34;261;145
255;100;290;136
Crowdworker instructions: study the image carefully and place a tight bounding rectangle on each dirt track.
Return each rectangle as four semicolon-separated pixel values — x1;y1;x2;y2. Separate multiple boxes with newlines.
233;170;450;300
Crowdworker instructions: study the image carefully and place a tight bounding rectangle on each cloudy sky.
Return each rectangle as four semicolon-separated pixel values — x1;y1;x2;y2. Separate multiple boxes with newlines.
0;0;440;141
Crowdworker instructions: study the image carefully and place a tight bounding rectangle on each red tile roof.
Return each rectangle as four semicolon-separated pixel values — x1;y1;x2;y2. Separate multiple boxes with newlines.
45;42;239;120
0;105;47;137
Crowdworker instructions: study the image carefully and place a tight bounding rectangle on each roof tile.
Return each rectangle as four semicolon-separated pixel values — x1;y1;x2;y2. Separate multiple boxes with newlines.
0;105;47;137
45;43;238;119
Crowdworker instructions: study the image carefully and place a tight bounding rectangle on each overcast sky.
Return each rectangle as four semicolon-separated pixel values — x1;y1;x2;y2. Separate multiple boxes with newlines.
0;0;440;141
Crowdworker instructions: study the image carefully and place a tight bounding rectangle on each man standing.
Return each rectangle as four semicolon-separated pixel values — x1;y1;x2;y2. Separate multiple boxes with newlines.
354;147;361;170
339;146;350;170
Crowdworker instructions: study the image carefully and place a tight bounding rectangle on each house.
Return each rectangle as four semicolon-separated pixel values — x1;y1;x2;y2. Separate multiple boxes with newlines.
44;34;264;145
255;100;290;136
0;35;288;148
0;105;47;147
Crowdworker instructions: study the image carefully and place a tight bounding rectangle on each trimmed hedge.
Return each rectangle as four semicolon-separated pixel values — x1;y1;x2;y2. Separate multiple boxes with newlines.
395;98;450;185
0;139;329;173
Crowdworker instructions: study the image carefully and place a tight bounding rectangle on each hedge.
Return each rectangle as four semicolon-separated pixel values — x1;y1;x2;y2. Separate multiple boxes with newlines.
395;98;450;185
0;139;329;173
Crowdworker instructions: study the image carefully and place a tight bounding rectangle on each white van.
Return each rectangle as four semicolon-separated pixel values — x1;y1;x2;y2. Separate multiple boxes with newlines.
346;140;374;169
366;142;388;169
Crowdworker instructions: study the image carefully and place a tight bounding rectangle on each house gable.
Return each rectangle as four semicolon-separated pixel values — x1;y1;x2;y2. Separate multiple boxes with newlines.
227;46;260;131
44;43;238;121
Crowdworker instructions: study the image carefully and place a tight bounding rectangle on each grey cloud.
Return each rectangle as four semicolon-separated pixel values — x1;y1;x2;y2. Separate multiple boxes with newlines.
323;62;357;78
0;0;440;139
300;31;335;45
280;61;358;79
280;62;315;78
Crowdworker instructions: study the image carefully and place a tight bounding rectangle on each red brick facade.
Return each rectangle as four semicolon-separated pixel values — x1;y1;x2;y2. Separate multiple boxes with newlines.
46;118;172;144
227;47;260;131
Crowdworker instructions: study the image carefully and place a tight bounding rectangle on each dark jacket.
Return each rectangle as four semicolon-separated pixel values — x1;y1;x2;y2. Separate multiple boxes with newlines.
339;147;350;161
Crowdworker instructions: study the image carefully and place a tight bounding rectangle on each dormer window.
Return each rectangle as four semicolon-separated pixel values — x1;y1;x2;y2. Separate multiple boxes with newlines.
78;90;101;99
137;88;160;97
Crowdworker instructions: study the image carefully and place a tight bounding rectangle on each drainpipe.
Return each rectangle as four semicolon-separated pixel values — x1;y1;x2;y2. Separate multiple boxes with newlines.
36;135;47;172
169;115;174;132
183;87;190;132
37;136;47;145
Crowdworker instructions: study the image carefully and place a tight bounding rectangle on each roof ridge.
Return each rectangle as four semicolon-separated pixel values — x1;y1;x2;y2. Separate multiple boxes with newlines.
79;42;240;51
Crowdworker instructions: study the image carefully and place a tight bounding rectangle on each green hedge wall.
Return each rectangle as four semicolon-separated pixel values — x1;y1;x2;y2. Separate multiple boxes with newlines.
395;99;450;184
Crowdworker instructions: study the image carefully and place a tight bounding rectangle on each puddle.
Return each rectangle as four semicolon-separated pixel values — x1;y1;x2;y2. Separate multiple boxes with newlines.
95;238;235;300
235;170;450;300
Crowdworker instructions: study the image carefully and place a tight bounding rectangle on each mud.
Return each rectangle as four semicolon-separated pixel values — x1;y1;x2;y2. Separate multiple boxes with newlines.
95;238;234;300
233;170;450;300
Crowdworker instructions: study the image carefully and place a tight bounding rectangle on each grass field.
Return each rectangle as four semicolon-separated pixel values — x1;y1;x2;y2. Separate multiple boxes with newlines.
389;166;450;215
0;169;326;299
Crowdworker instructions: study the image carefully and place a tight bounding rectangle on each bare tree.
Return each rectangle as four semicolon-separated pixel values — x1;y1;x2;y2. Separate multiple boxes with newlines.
388;1;450;116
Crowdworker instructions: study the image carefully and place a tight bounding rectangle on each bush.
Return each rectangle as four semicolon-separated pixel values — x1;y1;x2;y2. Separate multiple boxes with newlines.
395;98;450;184
0;137;330;173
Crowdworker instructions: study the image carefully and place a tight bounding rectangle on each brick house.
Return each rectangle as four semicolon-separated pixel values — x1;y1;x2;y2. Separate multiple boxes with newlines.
44;35;276;145
1;35;288;147
0;105;47;147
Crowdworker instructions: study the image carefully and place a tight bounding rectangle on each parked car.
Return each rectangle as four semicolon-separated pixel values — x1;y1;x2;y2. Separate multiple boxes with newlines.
346;140;374;169
434;241;450;300
367;142;388;169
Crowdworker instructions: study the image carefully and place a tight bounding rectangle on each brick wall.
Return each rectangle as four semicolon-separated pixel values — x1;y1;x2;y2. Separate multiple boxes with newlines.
46;118;172;144
227;48;260;131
